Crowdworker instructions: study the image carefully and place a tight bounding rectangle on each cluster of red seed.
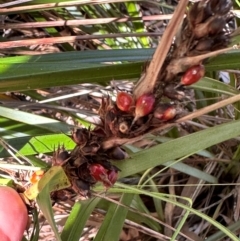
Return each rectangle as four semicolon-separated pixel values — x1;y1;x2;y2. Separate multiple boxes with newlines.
180;65;205;86
58;128;121;196
116;64;205;124
89;164;118;188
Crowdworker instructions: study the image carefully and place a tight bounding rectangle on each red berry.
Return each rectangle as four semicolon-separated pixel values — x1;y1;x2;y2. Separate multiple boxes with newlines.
162;107;176;121
89;164;108;182
116;92;133;112
30;170;44;184
106;169;118;187
154;104;176;121
180;65;205;86
89;164;118;188
134;94;155;120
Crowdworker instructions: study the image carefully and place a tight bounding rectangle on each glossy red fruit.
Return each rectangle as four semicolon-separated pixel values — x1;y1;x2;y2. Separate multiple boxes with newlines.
180;65;205;86
104;169;118;188
30;170;44;184
162;107;177;121
116;92;133;112
89;164;108;182
154;104;176;121
134;94;155;120
0;186;28;241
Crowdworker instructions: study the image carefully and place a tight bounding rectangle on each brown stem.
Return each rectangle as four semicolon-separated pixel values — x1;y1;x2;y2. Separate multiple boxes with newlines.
0;32;161;49
0;15;173;29
133;1;189;99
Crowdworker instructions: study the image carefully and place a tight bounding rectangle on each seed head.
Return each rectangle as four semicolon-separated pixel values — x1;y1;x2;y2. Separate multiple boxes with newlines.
89;163;108;182
154;104;177;121
135;94;155;117
180;65;205;86
116;92;133;112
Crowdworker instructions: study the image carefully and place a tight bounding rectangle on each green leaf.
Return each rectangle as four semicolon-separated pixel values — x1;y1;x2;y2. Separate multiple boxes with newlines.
0;117;56;138
193;77;240;96
113;184;239;241
125;2;149;47
0;62;142;92
0;134;75;157
35;166;71;240
0;49;154;64
205;220;240;241
0;106;72;133
130;194;161;231
30;208;40;241
164;160;217;183
96;194;161;232
61;197;100;241
0;49;240;92
95;193;134;241
115;119;240;180
206;50;240;70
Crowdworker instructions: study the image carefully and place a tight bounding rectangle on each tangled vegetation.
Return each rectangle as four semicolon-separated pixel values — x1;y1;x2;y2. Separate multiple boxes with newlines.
1;0;240;240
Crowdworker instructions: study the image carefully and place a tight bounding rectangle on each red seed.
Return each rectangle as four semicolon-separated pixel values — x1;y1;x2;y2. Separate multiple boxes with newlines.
103;169;118;188
154;104;177;121
116;92;133;112
30;170;44;184
180;65;205;86
89;164;108;182
134;94;155;120
162;107;177;121
108;169;118;184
